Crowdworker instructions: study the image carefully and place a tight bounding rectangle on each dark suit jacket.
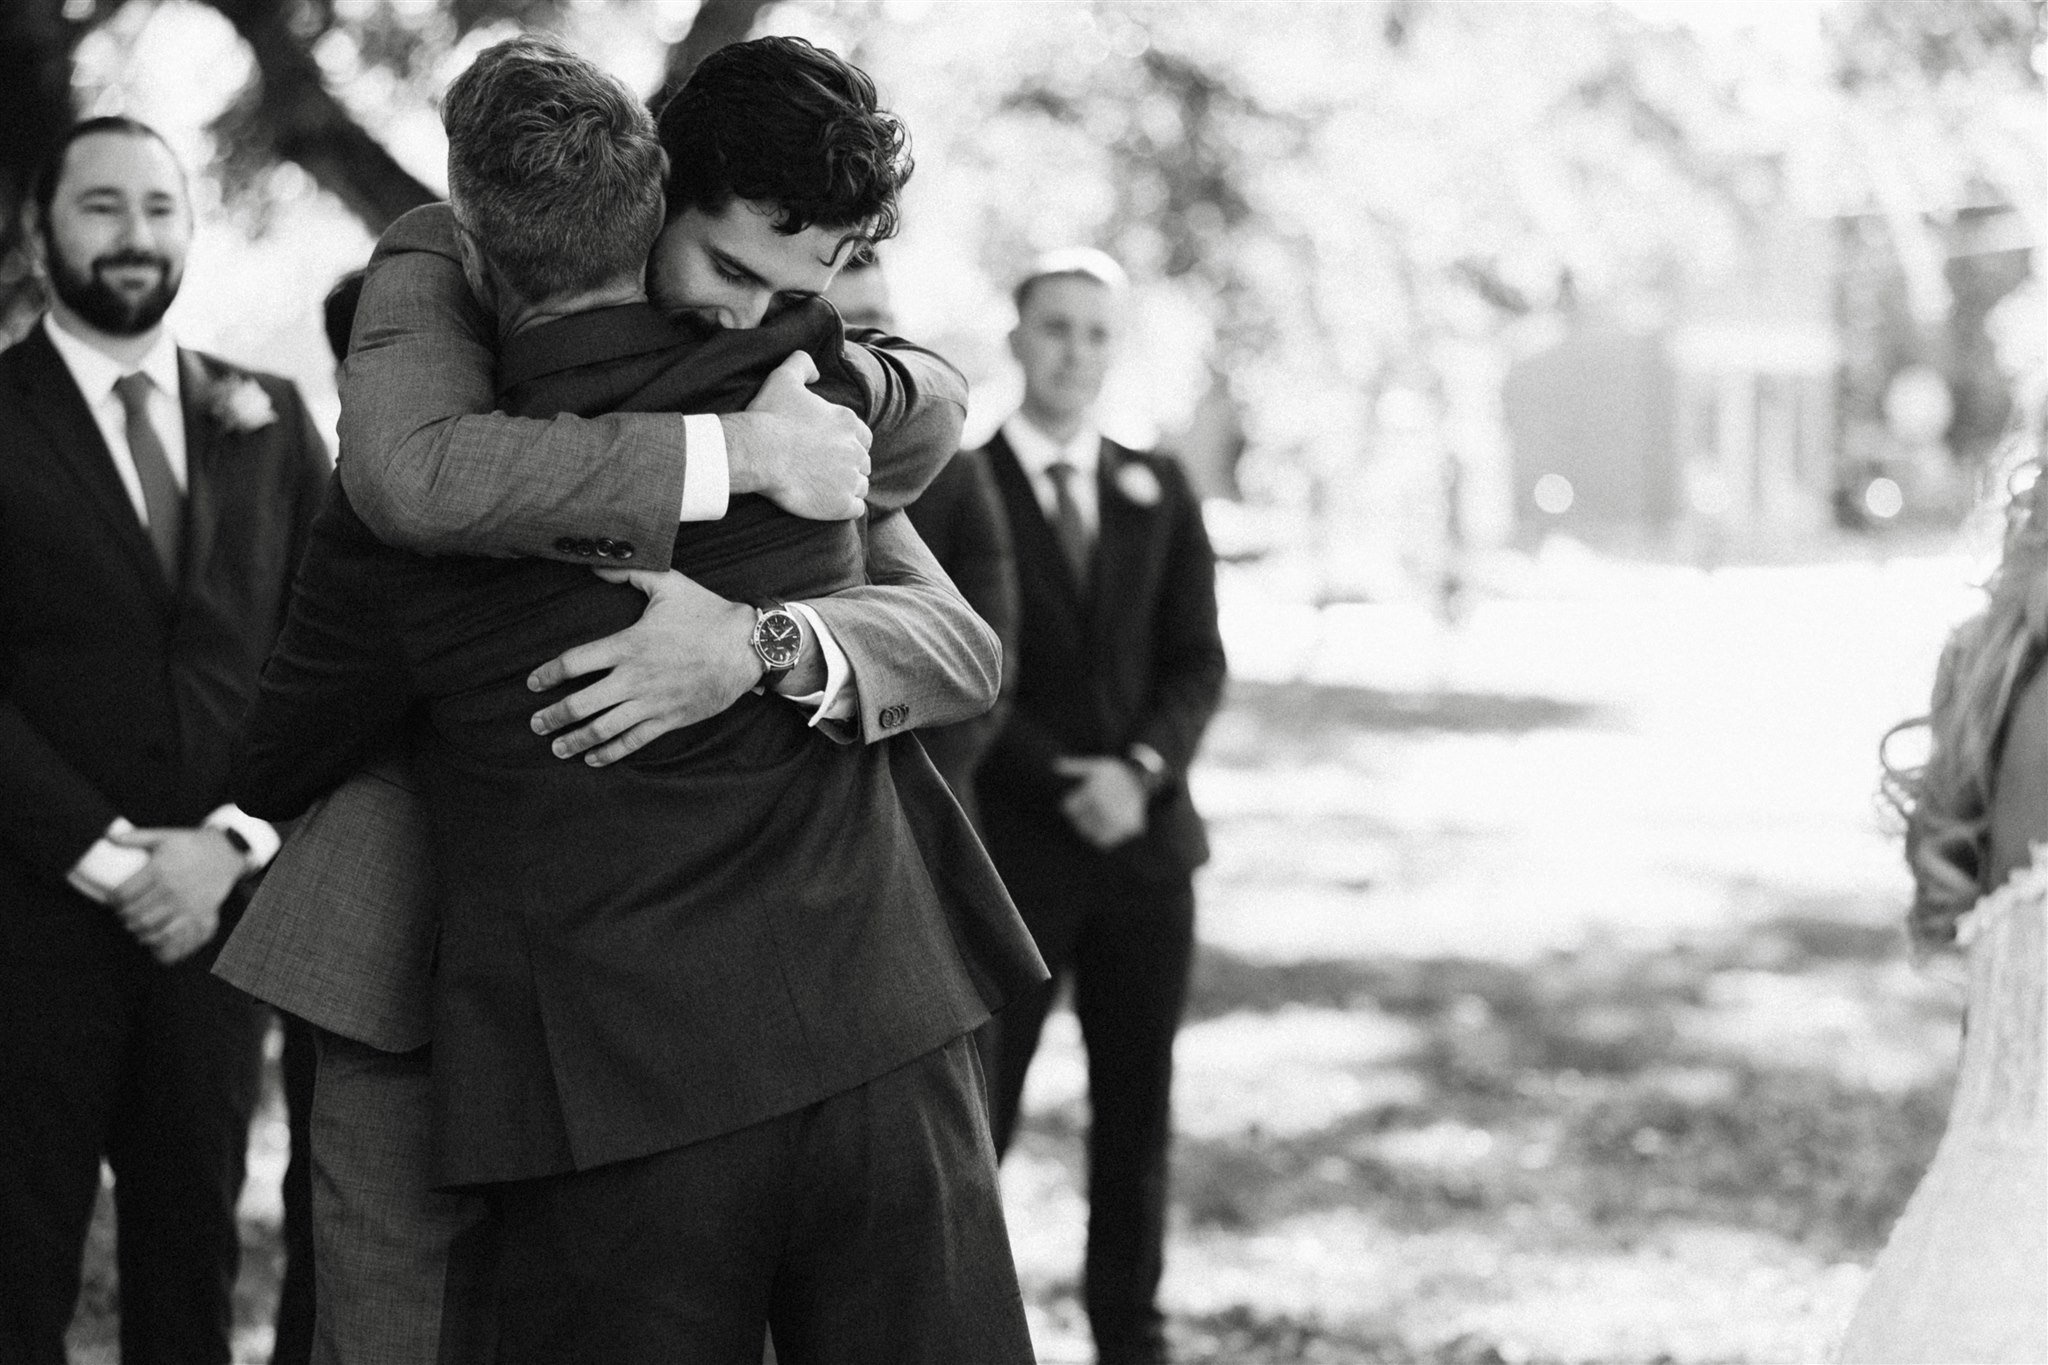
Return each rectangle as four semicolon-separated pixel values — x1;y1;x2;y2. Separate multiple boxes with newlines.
235;301;1042;1185
906;447;1019;820
975;432;1227;886
0;324;330;945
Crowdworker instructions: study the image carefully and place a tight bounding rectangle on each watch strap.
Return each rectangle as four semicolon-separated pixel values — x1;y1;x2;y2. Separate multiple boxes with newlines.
750;603;800;689
1126;742;1169;797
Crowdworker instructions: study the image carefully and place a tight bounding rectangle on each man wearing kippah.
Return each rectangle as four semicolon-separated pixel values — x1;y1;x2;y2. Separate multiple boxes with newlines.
976;248;1228;1365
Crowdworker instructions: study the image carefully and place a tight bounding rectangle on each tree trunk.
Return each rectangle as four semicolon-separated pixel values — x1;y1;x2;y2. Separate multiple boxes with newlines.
652;0;776;111
200;0;438;233
0;0;81;347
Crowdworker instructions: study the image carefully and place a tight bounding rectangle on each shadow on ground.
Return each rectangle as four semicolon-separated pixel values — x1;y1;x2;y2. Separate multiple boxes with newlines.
1216;679;1622;752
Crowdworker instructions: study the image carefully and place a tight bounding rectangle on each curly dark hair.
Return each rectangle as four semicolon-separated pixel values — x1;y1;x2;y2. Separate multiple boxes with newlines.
655;36;912;245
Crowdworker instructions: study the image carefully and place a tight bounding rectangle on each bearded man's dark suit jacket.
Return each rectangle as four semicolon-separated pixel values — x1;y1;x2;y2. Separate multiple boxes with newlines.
234;298;1045;1188
974;427;1226;1362
0;323;330;1365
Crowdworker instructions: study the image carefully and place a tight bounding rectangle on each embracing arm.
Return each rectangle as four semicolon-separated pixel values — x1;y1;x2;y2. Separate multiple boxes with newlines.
340;206;880;561
793;508;1000;743
843;327;969;512
338;207;695;564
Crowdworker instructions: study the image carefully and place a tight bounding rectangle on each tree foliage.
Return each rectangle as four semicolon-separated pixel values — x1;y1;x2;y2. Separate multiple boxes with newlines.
2;0;2035;497
0;0;771;342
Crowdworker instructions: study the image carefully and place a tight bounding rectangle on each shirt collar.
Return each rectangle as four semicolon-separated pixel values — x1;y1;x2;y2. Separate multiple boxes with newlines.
1003;412;1101;483
43;313;182;408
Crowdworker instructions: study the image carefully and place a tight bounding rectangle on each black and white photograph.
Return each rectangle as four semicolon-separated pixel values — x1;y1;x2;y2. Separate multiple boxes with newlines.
0;1;2040;1361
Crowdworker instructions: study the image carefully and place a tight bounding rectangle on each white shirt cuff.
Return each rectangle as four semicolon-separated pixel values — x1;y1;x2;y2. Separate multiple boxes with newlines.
678;414;730;522
67;817;148;904
203;804;282;874
783;601;856;726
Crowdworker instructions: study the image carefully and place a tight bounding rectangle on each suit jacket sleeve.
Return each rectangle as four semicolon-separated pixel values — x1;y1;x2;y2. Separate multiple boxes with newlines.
1131;462;1227;783
842;327;968;512
795;508;999;744
0;703;122;886
337;204;691;565
232;490;414;822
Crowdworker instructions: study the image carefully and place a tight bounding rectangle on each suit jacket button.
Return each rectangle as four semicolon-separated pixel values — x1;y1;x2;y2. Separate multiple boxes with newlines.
554;536;579;554
878;703;909;730
595;538;618;558
575;538;598;557
612;541;634;561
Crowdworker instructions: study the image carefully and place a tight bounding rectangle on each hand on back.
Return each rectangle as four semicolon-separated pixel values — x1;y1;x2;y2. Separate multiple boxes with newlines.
724;352;871;521
526;568;759;767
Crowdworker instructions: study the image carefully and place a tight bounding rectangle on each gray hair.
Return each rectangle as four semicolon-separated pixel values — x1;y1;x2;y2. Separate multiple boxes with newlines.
441;35;665;302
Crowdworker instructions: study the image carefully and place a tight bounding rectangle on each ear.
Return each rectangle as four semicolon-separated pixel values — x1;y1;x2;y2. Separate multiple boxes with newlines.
451;220;496;313
21;203;48;278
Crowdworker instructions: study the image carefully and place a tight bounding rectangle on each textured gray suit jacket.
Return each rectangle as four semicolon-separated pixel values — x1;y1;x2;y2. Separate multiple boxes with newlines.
215;761;435;1050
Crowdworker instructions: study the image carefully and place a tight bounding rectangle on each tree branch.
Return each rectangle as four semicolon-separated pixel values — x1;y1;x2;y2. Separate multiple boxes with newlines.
652;0;774;111
200;0;438;233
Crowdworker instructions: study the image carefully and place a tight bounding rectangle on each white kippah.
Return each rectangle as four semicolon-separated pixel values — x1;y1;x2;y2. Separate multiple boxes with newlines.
1020;246;1129;294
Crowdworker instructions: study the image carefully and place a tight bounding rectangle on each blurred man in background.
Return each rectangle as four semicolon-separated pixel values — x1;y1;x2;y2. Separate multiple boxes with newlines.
827;251;1020;827
975;248;1227;1365
0;116;330;1365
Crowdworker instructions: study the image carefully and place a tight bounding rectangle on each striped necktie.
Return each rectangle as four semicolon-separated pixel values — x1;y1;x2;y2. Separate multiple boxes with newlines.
112;371;184;581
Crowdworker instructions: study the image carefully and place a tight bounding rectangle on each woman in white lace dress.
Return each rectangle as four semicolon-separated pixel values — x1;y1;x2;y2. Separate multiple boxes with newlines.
1836;470;2048;1364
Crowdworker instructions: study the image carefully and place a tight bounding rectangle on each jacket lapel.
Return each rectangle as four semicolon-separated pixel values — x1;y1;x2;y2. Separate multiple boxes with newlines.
7;326;169;597
984;431;1088;620
179;349;224;594
1088;439;1163;649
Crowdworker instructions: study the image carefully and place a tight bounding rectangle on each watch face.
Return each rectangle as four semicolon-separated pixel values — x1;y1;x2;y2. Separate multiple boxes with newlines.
754;609;802;670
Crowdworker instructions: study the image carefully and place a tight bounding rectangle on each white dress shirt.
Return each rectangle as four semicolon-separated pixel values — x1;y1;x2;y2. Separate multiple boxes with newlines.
676;414;728;521
42;314;280;901
1001;412;1102;535
43;314;188;516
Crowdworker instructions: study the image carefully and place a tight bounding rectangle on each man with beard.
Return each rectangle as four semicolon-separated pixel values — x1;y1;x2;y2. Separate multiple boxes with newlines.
0;117;331;1365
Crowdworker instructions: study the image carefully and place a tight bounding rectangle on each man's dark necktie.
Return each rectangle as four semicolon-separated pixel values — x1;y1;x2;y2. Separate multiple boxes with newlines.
1045;459;1092;588
112;371;184;581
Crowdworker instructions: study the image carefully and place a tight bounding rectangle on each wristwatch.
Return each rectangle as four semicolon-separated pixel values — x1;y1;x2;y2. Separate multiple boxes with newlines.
750;604;803;690
1125;742;1169;797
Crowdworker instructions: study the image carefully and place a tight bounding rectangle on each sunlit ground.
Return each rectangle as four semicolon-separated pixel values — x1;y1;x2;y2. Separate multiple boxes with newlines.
1006;538;1978;1364
68;537;1982;1364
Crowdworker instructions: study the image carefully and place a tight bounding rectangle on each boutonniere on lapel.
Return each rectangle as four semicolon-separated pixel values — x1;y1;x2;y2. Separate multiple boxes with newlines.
1112;460;1163;508
202;372;278;435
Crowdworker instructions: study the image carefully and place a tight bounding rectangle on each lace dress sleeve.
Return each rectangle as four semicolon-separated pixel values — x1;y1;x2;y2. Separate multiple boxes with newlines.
1946;848;2047;1135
